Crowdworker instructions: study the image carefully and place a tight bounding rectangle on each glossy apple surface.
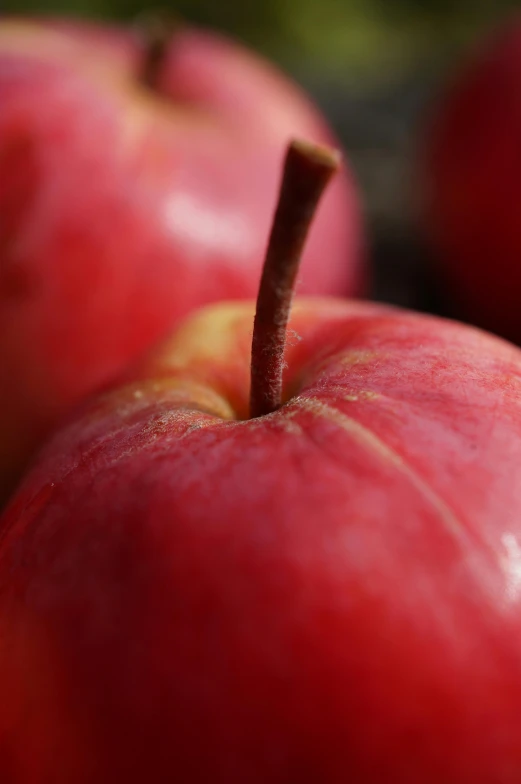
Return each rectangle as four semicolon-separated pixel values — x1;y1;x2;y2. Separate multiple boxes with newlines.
0;17;362;503
1;297;521;783
420;16;521;341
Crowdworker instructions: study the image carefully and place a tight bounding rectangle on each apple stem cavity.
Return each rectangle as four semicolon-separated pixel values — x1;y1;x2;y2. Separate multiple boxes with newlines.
249;139;341;419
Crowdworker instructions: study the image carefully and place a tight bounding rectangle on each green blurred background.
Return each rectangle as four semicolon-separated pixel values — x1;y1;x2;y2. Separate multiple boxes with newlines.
3;0;518;310
3;0;517;77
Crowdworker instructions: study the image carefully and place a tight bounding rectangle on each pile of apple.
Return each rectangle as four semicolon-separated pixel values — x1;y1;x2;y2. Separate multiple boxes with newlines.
2;13;521;784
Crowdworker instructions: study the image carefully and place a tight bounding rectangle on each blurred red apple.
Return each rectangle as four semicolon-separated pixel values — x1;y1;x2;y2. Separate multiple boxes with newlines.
1;141;521;784
420;15;521;341
0;16;363;504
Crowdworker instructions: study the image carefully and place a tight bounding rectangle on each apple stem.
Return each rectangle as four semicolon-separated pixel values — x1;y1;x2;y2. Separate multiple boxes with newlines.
249;139;341;419
138;13;175;89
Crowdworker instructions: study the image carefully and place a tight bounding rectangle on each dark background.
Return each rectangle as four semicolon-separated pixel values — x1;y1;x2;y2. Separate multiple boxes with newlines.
3;0;519;314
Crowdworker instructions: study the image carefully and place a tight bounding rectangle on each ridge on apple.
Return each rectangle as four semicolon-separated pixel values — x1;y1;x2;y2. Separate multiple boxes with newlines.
0;15;363;506
1;138;520;783
419;14;521;342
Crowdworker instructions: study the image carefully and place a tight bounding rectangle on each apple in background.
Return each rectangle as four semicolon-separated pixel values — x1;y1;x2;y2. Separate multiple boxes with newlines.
1;140;521;784
419;15;521;342
0;16;363;505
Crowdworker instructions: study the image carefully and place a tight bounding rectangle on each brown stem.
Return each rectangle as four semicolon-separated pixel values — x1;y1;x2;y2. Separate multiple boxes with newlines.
137;12;179;89
249;139;341;419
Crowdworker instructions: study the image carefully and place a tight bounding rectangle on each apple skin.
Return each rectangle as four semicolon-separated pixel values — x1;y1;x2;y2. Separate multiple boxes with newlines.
420;16;521;342
0;18;362;504
1;298;521;783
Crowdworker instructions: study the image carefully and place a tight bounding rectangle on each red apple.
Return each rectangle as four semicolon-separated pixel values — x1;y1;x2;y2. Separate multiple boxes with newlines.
419;15;521;341
2;140;519;783
0;17;363;505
